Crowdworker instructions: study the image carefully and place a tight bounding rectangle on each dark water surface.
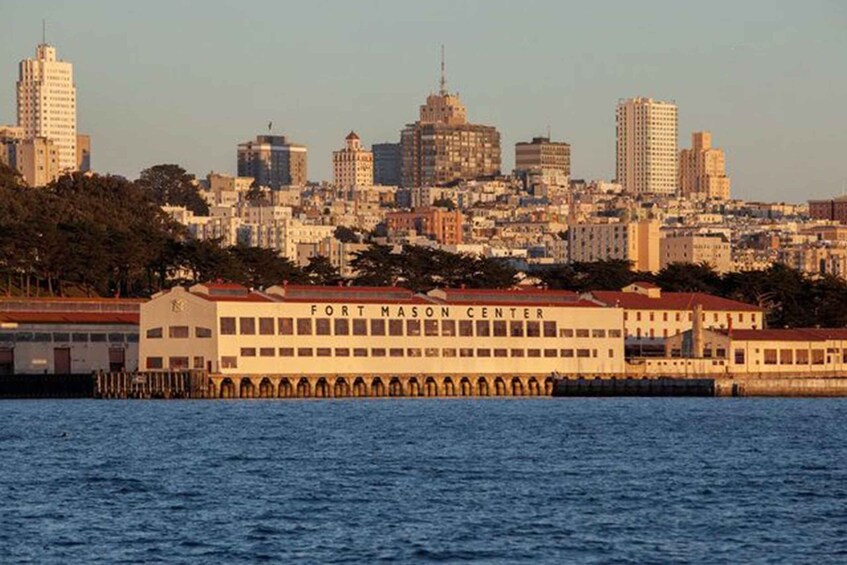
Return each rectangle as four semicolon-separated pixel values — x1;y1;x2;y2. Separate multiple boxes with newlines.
2;399;846;563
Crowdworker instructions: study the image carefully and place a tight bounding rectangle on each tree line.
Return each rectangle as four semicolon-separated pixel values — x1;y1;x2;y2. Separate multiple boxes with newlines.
2;162;846;329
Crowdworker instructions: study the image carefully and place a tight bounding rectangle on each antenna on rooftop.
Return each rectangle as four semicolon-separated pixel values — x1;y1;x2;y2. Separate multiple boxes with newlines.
440;44;446;95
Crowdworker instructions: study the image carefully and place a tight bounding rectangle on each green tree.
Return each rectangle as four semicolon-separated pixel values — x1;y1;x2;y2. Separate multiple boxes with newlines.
304;255;343;286
136;164;210;215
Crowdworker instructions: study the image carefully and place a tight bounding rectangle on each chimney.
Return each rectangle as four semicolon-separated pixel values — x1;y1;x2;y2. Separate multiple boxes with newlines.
692;304;704;358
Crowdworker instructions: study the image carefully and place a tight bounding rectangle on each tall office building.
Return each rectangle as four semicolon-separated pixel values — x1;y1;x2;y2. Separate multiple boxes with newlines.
17;43;78;173
333;131;373;188
372;142;401;186
237;134;307;188
679;132;731;200
400;53;500;187
615;97;678;196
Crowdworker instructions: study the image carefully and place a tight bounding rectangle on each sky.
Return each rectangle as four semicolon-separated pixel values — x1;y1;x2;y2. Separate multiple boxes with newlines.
1;0;845;201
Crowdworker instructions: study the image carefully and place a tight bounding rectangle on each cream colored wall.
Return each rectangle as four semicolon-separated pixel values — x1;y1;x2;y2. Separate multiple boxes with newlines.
731;338;847;375
625;309;759;341
140;290;626;377
139;288;219;371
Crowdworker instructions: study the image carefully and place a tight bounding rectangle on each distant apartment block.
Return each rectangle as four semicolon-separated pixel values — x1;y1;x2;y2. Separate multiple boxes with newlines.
515;136;570;187
616;97;678;196
808;196;847;224
679;132;730;200
333;131;373;188
203;172;254;207
568;219;661;272
16;136;61;187
372;142;401;186
237;134;307;188
386;207;464;245
661;232;731;273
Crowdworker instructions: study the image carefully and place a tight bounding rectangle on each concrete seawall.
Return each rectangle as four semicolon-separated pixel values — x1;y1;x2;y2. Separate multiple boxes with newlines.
715;377;847;397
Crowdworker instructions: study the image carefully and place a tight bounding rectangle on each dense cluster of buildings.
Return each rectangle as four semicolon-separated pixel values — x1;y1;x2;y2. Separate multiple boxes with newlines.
4;41;847;311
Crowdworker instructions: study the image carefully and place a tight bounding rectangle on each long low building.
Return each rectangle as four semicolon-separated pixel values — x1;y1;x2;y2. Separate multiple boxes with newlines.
0;297;141;374
139;283;626;397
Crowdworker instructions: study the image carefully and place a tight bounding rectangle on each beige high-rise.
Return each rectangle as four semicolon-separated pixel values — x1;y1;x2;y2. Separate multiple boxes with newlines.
616;97;678;196
679;132;731;200
17;44;78;173
333;131;374;188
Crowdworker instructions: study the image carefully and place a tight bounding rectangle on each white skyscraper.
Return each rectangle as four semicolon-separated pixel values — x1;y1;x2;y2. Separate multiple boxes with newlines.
616;97;678;196
17;43;78;172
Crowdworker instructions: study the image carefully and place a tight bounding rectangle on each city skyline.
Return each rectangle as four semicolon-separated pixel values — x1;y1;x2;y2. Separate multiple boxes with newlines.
1;1;845;200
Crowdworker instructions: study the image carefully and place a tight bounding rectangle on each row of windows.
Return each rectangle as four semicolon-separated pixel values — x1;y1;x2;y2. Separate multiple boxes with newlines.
218;317;621;339
146;326;212;339
0;331;137;344
626;311;756;323
231;346;611;360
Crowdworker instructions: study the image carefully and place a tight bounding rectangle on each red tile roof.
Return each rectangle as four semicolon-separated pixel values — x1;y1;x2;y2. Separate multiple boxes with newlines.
0;312;139;325
730;328;847;342
194;292;273;303
591;291;762;312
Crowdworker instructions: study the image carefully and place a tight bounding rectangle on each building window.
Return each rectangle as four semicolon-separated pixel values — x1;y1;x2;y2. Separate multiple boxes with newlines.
459;320;473;337
256;347;273;357
406;320;421;336
168;357;189;369
334;318;350;336
762;349;777;365
494;348;507;357
167;326;189;339
780;349;793;365
389;320;403;336
796;349;809;364
544;349;557;358
146;327;163;339
527;349;541;358
510;321;524;337
297;348;313;357
389;348;404;357
220;318;236;335
278;318;294;335
543;321;557;337
493;321;507;337
195;327;212;338
371;319;386;336
561;349;574;358
734;349;745;364
351;319;367;336
336;348;350;357
407;348;422;357
576;329;589;338
526;321;540;337
424;320;439;336
316;318;331;336
812;350;825;365
279;347;294;357
353;348;368;357
510;349;525;357
193;356;205;369
442;348;457;357
609;329;622;338
476;320;491;337
146;357;163;369
592;329;606;338
241;348;256;357
459;348;473;357
297;318;312;335
221;356;237;369
576;349;590;358
372;348;386;357
477;348;491;357
239;318;256;335
425;348;439;357
560;329;574;338
317;348;331;357
441;320;456;337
